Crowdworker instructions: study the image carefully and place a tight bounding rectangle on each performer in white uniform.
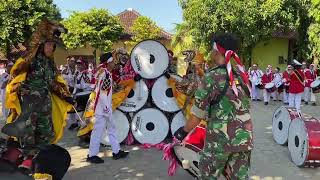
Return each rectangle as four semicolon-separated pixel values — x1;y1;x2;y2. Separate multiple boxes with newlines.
0;61;13;118
273;67;283;101
87;52;129;164
249;64;263;101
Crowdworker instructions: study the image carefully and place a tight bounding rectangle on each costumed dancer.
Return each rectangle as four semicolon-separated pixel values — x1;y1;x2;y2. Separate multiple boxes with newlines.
262;65;274;105
273;67;283;101
74;59;94;92
0;61;13;118
87;52;129;164
174;33;253;179
1;19;73;170
288;60;305;113
249;64;263;101
309;64;318;106
282;65;292;105
302;61;313;105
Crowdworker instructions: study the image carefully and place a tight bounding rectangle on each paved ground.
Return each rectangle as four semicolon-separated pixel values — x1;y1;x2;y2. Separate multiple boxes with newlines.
2;99;320;180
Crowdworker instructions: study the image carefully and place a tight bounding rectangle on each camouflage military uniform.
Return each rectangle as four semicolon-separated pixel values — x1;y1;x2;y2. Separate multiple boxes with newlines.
18;54;57;152
191;65;253;180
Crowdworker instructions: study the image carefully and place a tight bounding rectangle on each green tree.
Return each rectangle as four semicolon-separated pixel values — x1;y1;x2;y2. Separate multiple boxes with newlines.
62;8;124;60
0;0;61;59
178;0;310;65
127;16;161;46
308;0;320;60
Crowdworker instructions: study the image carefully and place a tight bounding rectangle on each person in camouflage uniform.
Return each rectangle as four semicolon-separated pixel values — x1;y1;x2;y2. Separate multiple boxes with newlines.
174;33;253;180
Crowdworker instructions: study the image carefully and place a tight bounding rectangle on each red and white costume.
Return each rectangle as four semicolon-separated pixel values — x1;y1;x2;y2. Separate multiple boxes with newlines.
262;66;273;103
89;59;121;158
249;66;263;100
310;64;318;103
273;72;283;101
282;69;291;103
288;66;304;112
303;68;313;102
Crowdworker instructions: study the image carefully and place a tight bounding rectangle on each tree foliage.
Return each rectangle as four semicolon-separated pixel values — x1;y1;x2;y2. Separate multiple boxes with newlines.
178;0;310;64
0;0;61;57
62;8;124;52
127;16;161;46
308;0;320;58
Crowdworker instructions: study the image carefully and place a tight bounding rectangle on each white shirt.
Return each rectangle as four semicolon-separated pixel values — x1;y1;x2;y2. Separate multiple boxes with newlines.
0;72;10;90
249;69;263;83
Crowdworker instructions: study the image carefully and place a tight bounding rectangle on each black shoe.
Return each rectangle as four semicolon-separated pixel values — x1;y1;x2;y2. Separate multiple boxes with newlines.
112;150;129;160
279;100;282;101
252;99;256;101
86;155;104;164
257;99;262;101
305;102;309;105
302;99;305;102
68;123;79;130
264;102;268;105
284;103;289;105
312;103;317;106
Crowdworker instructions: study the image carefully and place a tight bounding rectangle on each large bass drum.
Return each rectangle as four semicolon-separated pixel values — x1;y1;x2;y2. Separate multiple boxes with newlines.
152;76;180;112
288;116;320;167
131;108;169;145
118;80;148;112
101;110;130;146
131;40;169;79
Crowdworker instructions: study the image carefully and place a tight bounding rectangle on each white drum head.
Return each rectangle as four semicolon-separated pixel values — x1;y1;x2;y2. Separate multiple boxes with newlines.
265;82;275;89
288;118;308;167
131;108;169;144
131;40;169;79
173;146;200;177
118;80;148;112
272;106;292;145
311;80;320;88
152;76;180;112
76;91;92;96
101;110;130;145
171;111;186;135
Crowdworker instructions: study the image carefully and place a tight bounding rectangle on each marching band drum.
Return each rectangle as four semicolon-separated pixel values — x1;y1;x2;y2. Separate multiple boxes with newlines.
131;108;169;145
288;116;320;167
118;80;149;112
171;111;186;135
152;76;181;112
265;82;276;93
100;110;130;146
272;106;300;145
131;40;169;79
173;125;206;178
311;78;320;94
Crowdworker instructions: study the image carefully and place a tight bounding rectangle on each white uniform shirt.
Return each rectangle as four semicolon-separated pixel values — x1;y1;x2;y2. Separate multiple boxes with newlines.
249;69;263;84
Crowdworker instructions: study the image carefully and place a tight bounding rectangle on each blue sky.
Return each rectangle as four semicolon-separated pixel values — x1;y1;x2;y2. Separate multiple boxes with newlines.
53;0;183;33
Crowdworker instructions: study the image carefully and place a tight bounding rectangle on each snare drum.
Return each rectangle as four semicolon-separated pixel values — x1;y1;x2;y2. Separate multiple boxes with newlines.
288;116;320;167
152;76;180;112
311;79;320;94
254;79;264;89
131;40;169;79
265;82;276;93
272;106;300;145
173;125;206;178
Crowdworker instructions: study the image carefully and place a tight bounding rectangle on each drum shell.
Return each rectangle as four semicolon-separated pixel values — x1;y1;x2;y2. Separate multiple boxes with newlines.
304;119;320;162
311;86;320;94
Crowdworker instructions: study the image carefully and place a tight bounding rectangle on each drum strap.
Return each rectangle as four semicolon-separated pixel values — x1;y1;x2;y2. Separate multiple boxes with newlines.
293;70;304;85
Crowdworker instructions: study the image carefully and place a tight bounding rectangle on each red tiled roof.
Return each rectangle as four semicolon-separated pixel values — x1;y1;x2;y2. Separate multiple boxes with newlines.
117;8;172;40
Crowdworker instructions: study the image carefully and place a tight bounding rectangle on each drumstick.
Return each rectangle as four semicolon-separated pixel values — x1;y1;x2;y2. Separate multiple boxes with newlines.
72;106;86;126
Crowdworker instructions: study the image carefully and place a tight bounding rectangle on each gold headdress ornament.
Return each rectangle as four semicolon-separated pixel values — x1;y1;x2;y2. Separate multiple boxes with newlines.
112;48;129;65
11;18;67;77
193;51;204;65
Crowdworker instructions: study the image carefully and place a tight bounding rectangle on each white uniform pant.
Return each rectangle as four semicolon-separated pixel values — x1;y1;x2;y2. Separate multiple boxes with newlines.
1;89;8;118
304;87;311;102
251;85;261;100
289;93;303;111
89;114;120;157
273;90;281;101
263;89;274;102
283;90;289;103
311;90;317;103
